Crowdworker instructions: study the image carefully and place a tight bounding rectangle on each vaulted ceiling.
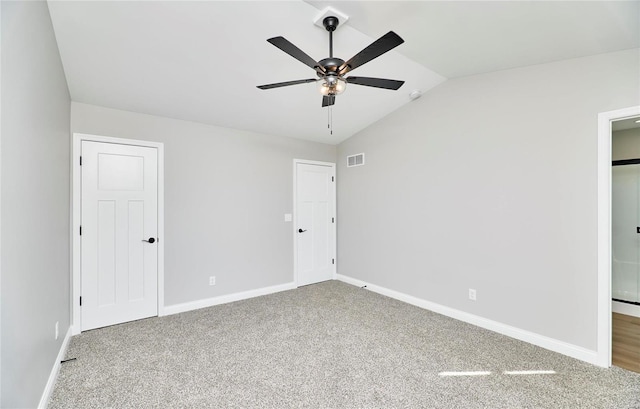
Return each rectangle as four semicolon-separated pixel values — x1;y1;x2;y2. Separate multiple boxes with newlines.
48;1;640;144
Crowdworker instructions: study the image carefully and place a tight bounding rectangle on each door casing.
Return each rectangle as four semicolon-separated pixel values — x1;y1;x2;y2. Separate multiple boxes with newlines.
71;133;165;335
596;105;640;367
293;159;337;286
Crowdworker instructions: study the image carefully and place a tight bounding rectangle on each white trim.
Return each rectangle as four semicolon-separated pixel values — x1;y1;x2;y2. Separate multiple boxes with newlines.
38;327;72;409
292;159;337;286
596;106;640;367
336;274;600;365
71;133;165;334
0;3;3;401
163;282;296;316
612;300;640;318
157;142;165;316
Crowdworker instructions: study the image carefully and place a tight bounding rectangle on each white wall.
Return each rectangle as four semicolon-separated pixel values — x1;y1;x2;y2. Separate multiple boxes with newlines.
337;49;640;351
1;1;71;407
71;102;337;307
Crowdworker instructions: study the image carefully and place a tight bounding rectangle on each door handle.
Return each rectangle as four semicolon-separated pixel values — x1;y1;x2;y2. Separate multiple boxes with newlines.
142;237;156;243
298;229;307;233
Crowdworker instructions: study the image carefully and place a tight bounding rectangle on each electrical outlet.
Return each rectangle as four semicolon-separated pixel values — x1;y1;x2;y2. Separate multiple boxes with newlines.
469;289;477;301
209;276;216;286
55;321;59;340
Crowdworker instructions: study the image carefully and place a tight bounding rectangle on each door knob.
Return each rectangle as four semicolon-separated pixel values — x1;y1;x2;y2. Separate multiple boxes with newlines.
142;237;156;243
298;229;307;233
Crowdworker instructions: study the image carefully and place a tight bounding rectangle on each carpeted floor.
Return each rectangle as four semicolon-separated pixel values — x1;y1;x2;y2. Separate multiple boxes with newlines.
49;280;640;408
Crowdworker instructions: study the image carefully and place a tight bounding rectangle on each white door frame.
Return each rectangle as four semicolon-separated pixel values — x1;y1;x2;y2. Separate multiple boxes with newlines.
71;133;165;335
596;105;640;367
293;159;336;286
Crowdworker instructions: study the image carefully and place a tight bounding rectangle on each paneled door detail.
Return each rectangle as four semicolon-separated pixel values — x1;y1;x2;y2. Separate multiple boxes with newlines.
295;162;335;286
81;141;158;330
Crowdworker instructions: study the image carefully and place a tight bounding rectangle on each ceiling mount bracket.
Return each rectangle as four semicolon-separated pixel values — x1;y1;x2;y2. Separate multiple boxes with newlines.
323;16;339;32
313;7;349;30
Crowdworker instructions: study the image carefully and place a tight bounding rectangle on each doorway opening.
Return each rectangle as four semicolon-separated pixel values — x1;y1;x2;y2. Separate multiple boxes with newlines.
610;116;640;372
596;106;640;368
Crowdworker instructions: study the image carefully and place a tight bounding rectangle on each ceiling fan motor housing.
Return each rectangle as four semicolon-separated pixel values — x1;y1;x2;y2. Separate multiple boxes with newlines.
318;58;345;75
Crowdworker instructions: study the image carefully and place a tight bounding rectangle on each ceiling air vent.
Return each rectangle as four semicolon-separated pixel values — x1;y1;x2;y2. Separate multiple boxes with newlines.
347;153;365;167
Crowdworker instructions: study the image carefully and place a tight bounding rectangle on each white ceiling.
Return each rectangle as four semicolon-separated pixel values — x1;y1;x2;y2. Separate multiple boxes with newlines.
48;1;640;145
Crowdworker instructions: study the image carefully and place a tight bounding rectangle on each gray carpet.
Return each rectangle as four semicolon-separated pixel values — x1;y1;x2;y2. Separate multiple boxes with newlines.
49;280;640;408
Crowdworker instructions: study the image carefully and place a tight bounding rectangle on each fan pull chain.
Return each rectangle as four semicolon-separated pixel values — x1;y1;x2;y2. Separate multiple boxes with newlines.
328;106;330;129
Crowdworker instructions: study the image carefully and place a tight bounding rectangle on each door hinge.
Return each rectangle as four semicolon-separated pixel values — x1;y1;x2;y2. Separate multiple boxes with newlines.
79;225;82;236
331;176;334;182
332;217;334;223
332;258;335;265
79;156;82;166
79;296;82;306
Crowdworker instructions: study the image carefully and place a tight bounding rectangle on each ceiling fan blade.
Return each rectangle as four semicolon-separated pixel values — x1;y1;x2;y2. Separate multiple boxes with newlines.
322;95;336;107
267;36;325;73
339;31;404;75
346;77;405;90
257;78;317;90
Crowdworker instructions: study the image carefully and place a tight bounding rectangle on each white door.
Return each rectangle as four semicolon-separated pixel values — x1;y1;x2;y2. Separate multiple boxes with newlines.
81;141;158;331
612;164;640;303
295;162;336;286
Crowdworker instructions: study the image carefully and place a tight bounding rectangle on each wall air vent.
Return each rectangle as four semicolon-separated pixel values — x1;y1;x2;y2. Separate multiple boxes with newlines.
347;153;365;167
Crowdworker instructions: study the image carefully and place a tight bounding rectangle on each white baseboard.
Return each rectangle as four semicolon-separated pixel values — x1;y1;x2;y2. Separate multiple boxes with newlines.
336;274;600;366
612;300;640;318
163;281;297;316
39;326;73;409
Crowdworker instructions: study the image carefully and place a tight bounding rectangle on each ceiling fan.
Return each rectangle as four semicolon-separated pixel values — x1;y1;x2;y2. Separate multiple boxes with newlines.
257;16;405;108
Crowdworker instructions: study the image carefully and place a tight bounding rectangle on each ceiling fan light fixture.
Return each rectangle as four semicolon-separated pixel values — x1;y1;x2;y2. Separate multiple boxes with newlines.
318;75;347;96
257;17;405;112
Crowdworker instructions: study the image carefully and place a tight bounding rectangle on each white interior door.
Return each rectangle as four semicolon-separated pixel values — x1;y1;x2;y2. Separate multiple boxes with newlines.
612;164;640;303
81;141;158;331
295;162;336;286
